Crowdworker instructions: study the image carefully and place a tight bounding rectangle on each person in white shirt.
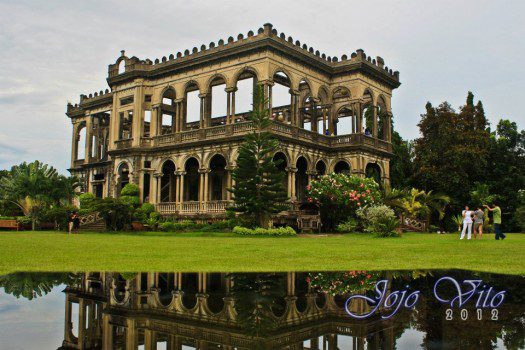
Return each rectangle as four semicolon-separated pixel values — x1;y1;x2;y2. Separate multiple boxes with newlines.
460;205;473;240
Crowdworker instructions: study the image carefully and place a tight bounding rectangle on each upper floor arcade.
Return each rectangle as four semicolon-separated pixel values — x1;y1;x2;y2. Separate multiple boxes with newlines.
66;23;400;171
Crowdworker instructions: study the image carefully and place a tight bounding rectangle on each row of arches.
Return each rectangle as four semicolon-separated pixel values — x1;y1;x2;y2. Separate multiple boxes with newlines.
115;153;382;204
136;67;392;140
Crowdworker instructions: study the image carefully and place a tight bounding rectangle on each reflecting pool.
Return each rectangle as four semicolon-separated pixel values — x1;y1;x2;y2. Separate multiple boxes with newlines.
0;270;523;349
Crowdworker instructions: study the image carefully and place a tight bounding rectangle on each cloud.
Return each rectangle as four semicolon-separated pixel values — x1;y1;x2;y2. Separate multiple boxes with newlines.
0;0;524;173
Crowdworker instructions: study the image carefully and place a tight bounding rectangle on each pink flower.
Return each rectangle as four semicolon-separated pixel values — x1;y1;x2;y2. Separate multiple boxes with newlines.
357;202;361;206
360;183;364;188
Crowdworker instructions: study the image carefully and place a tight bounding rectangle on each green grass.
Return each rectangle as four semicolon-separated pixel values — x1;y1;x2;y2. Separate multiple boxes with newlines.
0;231;523;275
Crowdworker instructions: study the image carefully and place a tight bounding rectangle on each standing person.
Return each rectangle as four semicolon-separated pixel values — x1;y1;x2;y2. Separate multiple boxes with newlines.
485;202;505;240
72;211;80;234
460;206;473;240
473;206;484;239
67;211;74;235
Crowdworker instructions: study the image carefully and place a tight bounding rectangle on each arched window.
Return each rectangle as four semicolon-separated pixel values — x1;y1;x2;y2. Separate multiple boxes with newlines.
76;125;86;160
117;60;125;74
298;80;312;130
160;160;176;202
272;71;292;122
117;163;130;194
334;160;350;174
209;76;227;125
366;163;382;185
295;157;309;202
160;88;176;134
315;160;327;177
184;157;200;201
184;82;200;129
273;152;288;194
209;154;227;200
234;69;258;118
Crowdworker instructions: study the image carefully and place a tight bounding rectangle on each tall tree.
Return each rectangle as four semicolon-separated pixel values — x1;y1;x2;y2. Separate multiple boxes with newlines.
412;93;490;206
484;120;525;231
390;129;413;189
230;86;288;228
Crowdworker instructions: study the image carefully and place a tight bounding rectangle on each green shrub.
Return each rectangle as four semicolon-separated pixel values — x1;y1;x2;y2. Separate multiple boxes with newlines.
16;216;33;225
79;192;97;210
159;222;176;232
120;183;140;196
0;216;16;220
159;220;206;232
307;174;381;231
336;218;358;233
233;226;296;236
120;184;140;208
201;220;235;232
357;205;400;237
134;203;156;222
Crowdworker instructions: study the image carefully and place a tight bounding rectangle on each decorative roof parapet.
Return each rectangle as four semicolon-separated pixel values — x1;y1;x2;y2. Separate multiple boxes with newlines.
106;22;400;82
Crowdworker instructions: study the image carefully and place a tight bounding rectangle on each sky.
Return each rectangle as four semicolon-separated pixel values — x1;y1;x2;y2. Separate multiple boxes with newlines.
1;0;524;173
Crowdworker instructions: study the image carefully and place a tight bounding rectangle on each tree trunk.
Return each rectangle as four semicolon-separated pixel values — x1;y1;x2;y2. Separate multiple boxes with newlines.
32;218;36;231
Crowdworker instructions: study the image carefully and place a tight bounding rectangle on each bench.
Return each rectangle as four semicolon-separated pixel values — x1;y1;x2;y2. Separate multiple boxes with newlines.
0;219;20;231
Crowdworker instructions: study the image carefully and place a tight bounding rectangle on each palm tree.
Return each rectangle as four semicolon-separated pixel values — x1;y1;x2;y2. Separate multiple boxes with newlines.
381;187;410;215
401;188;450;224
0;161;78;230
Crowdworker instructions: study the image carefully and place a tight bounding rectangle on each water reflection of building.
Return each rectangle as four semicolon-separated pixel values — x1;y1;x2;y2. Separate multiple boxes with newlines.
58;272;399;349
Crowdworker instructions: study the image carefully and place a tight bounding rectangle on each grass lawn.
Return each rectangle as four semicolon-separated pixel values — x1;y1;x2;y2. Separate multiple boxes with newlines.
0;231;523;275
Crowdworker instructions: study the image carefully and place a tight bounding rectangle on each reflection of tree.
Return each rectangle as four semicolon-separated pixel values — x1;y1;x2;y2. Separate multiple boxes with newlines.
229;273;285;346
0;272;79;300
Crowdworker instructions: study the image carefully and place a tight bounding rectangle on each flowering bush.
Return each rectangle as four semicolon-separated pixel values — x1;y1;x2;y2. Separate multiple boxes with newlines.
233;226;296;236
308;271;380;295
307;174;381;231
356;204;400;237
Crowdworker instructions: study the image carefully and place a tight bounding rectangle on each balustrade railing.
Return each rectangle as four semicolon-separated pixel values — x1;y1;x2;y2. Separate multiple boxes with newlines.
115;138;132;149
156;200;232;215
150;120;390;150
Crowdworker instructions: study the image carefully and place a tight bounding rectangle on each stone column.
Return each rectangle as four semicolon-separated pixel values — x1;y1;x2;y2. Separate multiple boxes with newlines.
150;105;159;137
225;165;234;200
231;88;236;123
356;102;363;133
372;104;378;137
102;314;112;350
155;172;162;203
198;168;207;211
71;124;79;165
287;167;297;200
387;112;393;142
84;116;92;163
78;299;86;349
290;90;299;125
199;94;205;129
125;318;137;350
175;172;181;207
64;294;73;343
132;85;144;147
178;171;186;203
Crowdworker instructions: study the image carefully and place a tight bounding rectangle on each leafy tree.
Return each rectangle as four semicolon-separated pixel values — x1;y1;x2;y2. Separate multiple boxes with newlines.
390;130;413;189
230;86;288;228
0;273;79;300
412;92;490;207
484;120;525;231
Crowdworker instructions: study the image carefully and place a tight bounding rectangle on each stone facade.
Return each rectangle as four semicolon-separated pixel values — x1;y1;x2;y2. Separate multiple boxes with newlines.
66;23;400;219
